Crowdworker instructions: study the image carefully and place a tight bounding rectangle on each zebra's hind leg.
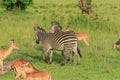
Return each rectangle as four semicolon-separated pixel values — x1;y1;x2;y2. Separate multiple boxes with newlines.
61;51;65;59
72;46;82;63
61;50;70;61
61;50;70;66
73;47;81;65
72;51;74;62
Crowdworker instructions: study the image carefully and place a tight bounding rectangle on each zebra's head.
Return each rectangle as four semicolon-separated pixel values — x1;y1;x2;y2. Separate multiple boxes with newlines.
34;26;46;44
49;21;62;33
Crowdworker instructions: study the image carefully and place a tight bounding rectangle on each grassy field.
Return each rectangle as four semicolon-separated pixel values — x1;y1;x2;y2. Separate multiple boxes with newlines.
0;0;120;80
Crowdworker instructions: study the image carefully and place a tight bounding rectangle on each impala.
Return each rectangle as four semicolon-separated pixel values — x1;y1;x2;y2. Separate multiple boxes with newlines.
11;59;30;80
64;26;89;46
20;62;51;80
0;40;19;74
11;59;51;80
112;39;120;48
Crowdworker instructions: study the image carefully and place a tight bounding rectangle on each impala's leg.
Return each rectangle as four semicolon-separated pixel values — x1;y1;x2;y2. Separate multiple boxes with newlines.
15;73;21;80
0;60;4;74
14;68;22;80
83;39;89;46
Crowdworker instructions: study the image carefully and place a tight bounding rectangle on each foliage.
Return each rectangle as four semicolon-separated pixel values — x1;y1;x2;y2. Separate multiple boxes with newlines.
1;0;33;10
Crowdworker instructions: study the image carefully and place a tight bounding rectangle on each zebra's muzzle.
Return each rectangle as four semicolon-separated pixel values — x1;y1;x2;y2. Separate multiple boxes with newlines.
36;41;39;44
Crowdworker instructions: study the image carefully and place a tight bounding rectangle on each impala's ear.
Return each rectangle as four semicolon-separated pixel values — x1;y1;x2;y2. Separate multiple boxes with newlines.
20;62;30;67
65;26;70;31
25;62;29;66
10;40;15;44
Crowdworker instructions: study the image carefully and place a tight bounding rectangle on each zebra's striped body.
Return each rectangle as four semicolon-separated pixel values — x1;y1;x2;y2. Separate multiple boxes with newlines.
49;22;82;62
34;26;81;65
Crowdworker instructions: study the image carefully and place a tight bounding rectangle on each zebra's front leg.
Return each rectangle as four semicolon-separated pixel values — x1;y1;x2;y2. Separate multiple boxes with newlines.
42;47;50;64
49;50;53;64
42;51;48;63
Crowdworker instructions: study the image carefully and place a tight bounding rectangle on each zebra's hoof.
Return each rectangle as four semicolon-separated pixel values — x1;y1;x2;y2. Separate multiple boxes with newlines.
44;60;48;63
76;62;80;65
48;61;52;64
61;62;65;66
67;58;70;62
72;60;74;63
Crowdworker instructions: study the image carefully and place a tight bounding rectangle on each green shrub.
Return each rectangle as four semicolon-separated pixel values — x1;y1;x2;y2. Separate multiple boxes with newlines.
1;0;33;11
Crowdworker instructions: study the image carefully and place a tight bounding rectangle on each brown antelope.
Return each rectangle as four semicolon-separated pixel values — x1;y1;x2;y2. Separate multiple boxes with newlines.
11;59;31;80
0;40;19;74
64;26;89;46
112;39;120;48
20;62;51;80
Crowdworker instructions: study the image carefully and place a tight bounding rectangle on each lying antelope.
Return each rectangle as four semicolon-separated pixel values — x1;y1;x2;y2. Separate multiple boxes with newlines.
0;40;19;74
64;26;89;46
112;39;120;48
20;62;51;80
11;59;31;80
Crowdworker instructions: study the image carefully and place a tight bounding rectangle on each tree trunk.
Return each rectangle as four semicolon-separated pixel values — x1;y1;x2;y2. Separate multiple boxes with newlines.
78;0;93;17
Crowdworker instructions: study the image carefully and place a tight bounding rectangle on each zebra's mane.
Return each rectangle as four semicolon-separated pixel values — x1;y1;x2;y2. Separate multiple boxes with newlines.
36;26;46;33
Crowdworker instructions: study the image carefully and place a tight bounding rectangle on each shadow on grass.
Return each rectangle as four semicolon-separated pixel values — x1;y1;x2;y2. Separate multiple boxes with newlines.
21;51;64;65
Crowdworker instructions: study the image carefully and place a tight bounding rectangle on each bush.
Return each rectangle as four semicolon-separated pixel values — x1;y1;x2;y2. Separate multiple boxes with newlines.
1;0;33;11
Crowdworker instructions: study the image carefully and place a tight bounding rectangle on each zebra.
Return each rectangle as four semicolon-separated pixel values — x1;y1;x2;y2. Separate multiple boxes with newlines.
48;21;62;33
49;21;82;62
34;26;81;65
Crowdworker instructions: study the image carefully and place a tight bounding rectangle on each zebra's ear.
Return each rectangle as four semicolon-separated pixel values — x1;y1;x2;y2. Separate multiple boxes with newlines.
34;26;40;31
119;38;120;41
37;26;40;29
33;27;37;31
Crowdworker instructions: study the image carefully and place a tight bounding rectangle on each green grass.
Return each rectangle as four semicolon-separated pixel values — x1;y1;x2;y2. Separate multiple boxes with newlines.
0;0;120;80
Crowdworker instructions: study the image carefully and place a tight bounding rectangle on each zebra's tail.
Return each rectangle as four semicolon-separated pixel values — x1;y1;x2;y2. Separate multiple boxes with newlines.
77;47;82;58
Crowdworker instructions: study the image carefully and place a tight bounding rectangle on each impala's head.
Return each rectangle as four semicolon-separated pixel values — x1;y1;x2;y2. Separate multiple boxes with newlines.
49;21;62;33
64;26;70;32
112;39;120;48
34;26;46;44
10;40;19;49
20;62;33;73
